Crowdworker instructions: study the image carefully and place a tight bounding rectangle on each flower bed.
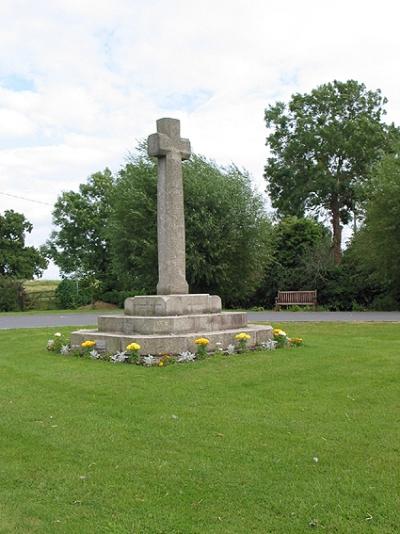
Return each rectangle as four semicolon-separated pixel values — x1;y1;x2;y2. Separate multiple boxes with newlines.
46;328;303;367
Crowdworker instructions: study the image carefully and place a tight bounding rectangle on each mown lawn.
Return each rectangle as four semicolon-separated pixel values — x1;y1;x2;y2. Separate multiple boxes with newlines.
0;323;399;533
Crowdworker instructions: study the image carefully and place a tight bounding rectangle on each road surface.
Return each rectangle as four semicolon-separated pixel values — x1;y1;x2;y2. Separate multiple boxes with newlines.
0;310;399;330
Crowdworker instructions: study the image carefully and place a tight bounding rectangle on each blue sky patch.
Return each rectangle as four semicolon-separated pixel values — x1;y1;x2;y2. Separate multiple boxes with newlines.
158;90;213;112
1;74;35;92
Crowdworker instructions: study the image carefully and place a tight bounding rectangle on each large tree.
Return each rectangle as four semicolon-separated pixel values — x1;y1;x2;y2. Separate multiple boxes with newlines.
109;148;272;306
264;80;396;263
46;169;115;288
0;210;47;278
354;145;400;300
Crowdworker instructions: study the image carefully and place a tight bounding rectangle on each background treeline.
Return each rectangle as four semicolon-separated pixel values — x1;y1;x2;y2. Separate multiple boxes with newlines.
1;79;400;311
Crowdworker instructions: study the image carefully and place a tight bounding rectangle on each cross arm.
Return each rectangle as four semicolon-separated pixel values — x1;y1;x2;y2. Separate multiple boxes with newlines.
148;132;191;160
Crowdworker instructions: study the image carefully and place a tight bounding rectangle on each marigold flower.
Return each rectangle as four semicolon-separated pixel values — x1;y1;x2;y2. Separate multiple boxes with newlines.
126;342;141;351
158;361;164;367
235;332;251;341
81;340;96;348
194;337;209;346
273;328;287;337
289;337;303;345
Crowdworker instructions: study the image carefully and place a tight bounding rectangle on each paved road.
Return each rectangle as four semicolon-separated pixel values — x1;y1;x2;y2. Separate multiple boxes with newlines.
0;310;400;330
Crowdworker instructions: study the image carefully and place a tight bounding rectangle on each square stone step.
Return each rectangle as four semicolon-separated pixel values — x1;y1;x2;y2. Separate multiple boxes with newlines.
124;294;221;316
71;324;273;355
98;311;247;335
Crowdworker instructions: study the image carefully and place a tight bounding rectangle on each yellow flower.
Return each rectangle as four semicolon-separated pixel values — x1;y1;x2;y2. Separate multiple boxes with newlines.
235;332;251;341
273;328;287;337
194;337;209;346
158;361;164;367
126;342;141;351
81;340;96;348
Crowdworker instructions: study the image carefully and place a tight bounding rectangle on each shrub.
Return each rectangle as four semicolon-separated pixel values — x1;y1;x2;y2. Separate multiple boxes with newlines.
55;279;91;309
0;278;25;311
371;294;399;311
99;289;144;308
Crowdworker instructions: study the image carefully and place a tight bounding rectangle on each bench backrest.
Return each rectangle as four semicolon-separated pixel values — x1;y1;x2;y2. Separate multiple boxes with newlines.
276;290;317;304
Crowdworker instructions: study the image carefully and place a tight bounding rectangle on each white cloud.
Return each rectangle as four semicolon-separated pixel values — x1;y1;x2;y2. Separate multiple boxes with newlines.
1;0;400;278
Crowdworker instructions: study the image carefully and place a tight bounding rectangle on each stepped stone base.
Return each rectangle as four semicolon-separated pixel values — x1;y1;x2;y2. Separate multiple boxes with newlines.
71;324;273;355
71;293;273;355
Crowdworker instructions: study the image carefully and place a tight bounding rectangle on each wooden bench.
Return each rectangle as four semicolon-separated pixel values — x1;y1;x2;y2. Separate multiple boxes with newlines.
275;290;317;310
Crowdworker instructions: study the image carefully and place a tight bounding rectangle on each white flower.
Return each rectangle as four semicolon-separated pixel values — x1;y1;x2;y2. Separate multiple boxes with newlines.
226;344;235;355
47;339;54;348
54;332;62;337
60;345;70;355
143;354;156;366
215;342;224;352
313;457;319;463
261;339;278;351
89;349;99;359
177;351;196;363
111;351;128;363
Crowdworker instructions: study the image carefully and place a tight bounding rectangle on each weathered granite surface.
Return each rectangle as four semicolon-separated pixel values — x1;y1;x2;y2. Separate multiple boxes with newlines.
148;118;190;295
98;311;246;335
124;294;221;316
71;324;273;355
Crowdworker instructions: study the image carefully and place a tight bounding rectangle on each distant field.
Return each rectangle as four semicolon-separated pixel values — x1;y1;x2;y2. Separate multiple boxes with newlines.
23;280;60;293
22;280;60;310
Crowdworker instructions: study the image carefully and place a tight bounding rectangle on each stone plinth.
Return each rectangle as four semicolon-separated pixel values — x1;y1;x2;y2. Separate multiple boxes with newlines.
124;294;221;316
98;311;246;335
71;293;273;354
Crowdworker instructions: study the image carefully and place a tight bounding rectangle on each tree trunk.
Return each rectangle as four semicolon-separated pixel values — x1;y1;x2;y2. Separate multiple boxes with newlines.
330;198;342;265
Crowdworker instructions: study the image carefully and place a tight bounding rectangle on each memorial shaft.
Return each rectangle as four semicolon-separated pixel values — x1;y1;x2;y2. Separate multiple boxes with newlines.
148;118;191;295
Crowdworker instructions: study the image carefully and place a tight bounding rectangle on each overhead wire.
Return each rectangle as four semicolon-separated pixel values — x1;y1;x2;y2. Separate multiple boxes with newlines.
0;191;52;206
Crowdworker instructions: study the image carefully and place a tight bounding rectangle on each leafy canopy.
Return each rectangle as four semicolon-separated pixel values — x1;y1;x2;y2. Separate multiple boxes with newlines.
46;169;115;287
264;80;396;262
353;145;400;297
256;216;332;307
0;210;47;278
109;147;272;306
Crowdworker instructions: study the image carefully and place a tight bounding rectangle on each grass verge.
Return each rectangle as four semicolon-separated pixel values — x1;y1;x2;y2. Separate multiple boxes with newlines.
0;323;399;533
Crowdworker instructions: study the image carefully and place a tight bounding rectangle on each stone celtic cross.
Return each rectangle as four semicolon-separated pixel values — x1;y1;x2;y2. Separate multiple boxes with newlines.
148;118;191;295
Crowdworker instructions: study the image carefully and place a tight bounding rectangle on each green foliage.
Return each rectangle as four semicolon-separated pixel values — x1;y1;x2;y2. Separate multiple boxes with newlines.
54;279;91;309
257;217;332;307
265;80;397;263
0;210;47;278
109;148;273;306
356;147;400;299
0;278;25;311
46;169;115;288
99;289;144;308
184;157;272;305
108;151;158;292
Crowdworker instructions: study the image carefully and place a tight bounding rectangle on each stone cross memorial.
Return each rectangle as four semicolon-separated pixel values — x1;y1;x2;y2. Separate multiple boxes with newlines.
148;118;190;295
71;118;272;354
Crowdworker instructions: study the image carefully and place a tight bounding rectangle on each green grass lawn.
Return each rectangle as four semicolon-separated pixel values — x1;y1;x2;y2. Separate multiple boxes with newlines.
0;323;399;533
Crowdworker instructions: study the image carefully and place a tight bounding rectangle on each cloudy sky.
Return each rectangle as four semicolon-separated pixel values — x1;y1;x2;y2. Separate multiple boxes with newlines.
1;0;400;278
